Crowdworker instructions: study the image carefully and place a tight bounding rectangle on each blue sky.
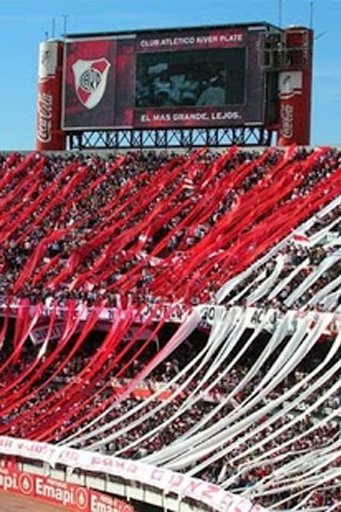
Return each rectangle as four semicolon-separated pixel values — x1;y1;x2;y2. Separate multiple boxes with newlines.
0;0;340;150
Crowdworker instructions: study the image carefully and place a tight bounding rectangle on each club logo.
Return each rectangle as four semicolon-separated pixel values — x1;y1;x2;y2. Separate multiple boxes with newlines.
72;58;111;109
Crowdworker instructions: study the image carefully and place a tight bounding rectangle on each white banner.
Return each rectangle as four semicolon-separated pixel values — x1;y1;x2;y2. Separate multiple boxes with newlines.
0;436;267;512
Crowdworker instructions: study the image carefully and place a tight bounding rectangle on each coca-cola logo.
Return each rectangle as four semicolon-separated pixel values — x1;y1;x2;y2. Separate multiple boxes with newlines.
280;103;294;139
37;91;53;143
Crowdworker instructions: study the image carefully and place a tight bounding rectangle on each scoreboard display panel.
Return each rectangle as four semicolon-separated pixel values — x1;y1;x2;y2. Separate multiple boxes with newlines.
62;24;266;130
135;48;246;107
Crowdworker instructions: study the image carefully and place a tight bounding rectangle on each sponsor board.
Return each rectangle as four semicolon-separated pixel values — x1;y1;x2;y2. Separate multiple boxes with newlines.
90;489;133;512
0;462;133;512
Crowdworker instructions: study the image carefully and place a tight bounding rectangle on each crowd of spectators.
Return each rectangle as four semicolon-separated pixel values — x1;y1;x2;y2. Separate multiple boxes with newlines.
222;236;340;312
0;146;339;310
0;317;339;509
0;146;340;511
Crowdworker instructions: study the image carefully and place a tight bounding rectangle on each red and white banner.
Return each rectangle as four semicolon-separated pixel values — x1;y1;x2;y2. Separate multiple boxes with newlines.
0;461;133;512
21;302;191;328
0;437;268;512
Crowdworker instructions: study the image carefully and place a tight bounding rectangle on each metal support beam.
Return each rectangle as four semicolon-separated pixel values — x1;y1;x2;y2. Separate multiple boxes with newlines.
66;127;274;151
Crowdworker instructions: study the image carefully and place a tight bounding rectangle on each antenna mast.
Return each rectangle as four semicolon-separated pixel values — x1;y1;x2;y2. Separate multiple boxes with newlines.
62;14;69;38
309;1;314;29
278;0;283;27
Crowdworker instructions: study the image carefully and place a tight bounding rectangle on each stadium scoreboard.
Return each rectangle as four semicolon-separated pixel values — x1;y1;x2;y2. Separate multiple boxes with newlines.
36;22;313;150
62;25;263;130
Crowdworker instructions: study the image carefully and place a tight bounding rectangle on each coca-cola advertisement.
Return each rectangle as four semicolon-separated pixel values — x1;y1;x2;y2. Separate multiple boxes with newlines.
36;40;65;150
277;28;313;146
277;69;311;145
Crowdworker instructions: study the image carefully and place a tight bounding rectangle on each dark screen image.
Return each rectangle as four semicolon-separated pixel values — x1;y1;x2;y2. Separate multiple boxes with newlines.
135;48;245;108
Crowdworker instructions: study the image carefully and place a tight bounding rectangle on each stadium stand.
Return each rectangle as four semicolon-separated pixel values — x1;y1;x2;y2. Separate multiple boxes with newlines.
0;146;340;511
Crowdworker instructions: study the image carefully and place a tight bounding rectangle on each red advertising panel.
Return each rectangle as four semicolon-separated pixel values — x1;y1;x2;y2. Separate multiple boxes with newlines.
277;28;313;146
63;25;266;130
0;463;134;512
36;41;65;150
63;39;117;129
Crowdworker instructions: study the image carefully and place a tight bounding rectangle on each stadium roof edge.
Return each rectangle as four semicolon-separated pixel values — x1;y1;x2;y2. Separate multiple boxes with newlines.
64;21;282;40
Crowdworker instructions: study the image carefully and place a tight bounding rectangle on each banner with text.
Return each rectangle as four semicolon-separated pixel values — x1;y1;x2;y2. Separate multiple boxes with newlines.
0;437;268;512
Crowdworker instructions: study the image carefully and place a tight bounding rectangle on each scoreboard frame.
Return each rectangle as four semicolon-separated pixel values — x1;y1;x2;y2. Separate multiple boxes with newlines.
61;23;272;132
36;22;313;150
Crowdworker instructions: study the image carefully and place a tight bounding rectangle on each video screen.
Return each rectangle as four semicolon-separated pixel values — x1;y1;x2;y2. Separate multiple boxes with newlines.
135;48;246;109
